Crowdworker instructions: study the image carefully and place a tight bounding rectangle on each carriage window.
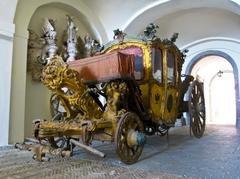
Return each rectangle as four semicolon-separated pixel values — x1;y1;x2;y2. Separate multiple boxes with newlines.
134;55;144;80
152;48;163;83
119;47;144;80
167;51;175;85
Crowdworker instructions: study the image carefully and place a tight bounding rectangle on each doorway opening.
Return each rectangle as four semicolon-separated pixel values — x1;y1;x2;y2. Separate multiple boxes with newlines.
190;55;236;125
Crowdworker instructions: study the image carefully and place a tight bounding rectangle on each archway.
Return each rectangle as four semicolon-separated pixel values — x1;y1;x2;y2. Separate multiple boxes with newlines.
24;3;101;138
11;0;107;143
191;55;236;125
186;51;239;127
123;0;240;37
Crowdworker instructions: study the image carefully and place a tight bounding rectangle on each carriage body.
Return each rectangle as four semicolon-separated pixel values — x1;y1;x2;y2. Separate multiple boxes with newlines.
101;39;184;126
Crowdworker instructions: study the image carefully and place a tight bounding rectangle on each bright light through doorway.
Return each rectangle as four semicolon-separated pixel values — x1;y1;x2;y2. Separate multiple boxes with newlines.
191;55;236;125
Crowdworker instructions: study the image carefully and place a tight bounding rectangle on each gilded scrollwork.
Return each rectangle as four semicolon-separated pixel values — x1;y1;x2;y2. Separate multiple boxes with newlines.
103;81;128;122
41;56;103;120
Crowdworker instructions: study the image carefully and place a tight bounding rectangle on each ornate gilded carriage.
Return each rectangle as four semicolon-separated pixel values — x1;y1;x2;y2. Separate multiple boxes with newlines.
31;26;205;164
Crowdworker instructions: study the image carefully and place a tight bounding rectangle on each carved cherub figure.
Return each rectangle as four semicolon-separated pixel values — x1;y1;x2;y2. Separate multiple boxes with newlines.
84;34;93;57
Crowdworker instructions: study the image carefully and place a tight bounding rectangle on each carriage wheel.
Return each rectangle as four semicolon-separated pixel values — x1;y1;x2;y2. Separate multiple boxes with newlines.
115;112;145;164
188;80;206;138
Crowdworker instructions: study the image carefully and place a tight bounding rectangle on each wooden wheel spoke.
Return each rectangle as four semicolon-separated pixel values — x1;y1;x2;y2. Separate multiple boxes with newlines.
120;134;126;142
196;120;201;133
198;112;205;119
130;147;136;155
121;128;128;135
195;108;203;128
193;114;199;126
192;90;197;99
120;141;127;151
194;86;198;97
124;148;128;156
196;87;201;99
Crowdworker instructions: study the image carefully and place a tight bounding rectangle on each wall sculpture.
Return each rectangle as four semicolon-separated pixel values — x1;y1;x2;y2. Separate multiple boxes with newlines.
27;16;101;81
66;15;78;62
27;29;45;81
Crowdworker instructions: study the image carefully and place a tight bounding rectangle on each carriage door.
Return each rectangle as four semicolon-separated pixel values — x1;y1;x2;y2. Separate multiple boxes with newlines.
164;50;178;124
150;48;164;121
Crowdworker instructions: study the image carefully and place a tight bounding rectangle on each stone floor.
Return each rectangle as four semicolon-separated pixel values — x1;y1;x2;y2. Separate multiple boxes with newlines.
0;125;240;178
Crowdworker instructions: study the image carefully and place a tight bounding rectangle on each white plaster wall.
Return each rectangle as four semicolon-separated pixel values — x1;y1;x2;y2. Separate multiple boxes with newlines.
83;0;240;40
152;8;240;47
0;0;18;146
10;34;28;143
83;0;159;40
25;74;51;138
0;0;18;23
124;0;240;36
0;36;13;145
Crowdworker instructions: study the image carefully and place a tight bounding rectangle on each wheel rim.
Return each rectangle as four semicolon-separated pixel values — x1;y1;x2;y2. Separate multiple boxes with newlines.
189;80;206;138
115;112;144;164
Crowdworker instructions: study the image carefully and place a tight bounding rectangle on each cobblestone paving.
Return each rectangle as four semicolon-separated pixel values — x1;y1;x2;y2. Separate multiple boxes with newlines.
1;125;240;178
0;146;188;179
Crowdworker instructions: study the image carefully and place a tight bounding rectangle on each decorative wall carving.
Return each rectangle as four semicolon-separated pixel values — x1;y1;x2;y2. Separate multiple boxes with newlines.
27;15;101;81
84;34;102;57
84;34;92;57
27;29;45;81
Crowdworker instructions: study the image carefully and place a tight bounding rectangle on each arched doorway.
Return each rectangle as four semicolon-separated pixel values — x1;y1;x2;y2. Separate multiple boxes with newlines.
191;55;236;125
11;0;107;143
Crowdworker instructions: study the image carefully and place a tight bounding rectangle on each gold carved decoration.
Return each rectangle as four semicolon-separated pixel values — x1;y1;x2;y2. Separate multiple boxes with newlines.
41;56;103;120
